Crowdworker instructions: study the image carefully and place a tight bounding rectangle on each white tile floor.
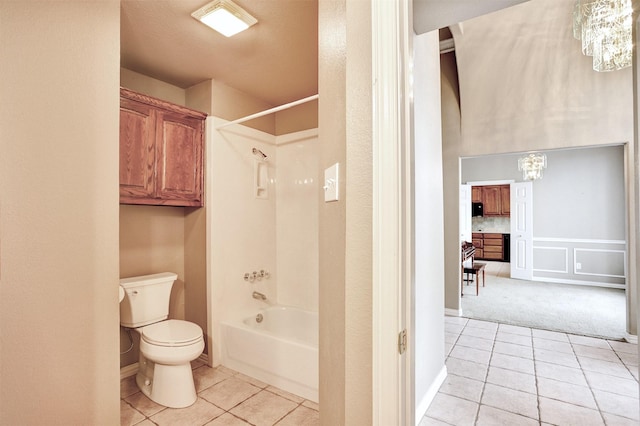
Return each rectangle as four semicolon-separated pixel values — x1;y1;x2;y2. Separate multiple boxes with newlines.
421;316;639;425
120;362;318;426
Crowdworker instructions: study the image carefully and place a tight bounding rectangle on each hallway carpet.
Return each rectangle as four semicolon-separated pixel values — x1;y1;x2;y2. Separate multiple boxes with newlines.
460;262;627;341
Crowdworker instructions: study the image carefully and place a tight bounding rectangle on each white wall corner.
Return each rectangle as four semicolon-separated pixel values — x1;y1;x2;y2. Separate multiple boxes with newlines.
445;308;462;317
415;365;447;425
624;333;638;344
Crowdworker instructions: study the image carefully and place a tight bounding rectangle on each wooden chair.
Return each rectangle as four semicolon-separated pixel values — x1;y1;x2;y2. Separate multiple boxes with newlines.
463;262;486;296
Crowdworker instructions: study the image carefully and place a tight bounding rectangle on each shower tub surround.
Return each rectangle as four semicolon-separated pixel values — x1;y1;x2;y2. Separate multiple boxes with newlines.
221;306;318;402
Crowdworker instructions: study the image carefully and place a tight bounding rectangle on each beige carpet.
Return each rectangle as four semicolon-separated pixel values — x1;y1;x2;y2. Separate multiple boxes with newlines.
460;261;627;340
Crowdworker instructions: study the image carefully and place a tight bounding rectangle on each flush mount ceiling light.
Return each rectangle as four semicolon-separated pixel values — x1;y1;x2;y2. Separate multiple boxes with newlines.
518;153;547;181
191;0;257;37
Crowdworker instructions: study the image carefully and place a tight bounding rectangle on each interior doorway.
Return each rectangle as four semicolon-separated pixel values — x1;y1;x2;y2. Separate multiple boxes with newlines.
459;146;629;340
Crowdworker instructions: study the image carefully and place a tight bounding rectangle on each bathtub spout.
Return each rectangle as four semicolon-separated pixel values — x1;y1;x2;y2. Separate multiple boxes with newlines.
252;291;267;301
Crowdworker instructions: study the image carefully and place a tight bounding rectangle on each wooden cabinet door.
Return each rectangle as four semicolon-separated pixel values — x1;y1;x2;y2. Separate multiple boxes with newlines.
120;88;206;207
119;98;156;200
500;185;510;216
482;186;501;215
471;186;482;202
155;112;204;206
483;234;503;259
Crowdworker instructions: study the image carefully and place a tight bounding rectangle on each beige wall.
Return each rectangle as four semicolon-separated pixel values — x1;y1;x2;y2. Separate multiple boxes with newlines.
119;71;215;362
318;0;348;422
119;205;187;365
318;0;374;423
120;68;186;106
276;100;319;135
440;51;463;311
0;1;120;424
118;72;195;365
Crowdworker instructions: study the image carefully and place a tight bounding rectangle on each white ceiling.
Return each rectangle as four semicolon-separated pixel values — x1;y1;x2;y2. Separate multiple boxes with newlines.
120;0;529;107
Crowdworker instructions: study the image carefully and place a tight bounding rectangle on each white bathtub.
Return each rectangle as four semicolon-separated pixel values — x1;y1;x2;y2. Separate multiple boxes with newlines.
220;306;318;402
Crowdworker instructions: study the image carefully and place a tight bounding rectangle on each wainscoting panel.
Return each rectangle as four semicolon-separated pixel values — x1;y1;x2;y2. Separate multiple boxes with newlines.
532;246;568;273
574;248;626;278
532;238;626;287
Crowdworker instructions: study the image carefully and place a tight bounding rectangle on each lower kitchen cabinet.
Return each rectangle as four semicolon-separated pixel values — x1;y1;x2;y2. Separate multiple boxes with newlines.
472;232;504;261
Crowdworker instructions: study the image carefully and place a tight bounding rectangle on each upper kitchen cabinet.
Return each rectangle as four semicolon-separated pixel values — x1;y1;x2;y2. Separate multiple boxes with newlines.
471;186;482;203
500;185;510;216
119;88;207;207
482;186;501;215
473;184;510;217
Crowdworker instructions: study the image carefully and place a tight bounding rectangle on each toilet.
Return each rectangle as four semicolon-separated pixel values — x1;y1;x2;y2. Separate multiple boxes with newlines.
119;272;204;408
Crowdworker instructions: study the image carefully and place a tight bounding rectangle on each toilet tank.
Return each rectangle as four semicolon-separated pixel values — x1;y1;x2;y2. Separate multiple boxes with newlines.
119;272;177;328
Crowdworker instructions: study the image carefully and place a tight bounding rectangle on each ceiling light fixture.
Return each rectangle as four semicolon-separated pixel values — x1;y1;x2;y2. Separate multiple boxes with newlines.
572;0;632;72
518;153;547;181
191;0;257;38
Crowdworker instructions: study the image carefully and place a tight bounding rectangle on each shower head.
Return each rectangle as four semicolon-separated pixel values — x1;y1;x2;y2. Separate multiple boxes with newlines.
252;148;267;160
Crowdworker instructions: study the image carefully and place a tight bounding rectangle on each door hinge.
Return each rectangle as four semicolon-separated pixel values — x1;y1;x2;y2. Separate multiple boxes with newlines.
398;329;407;354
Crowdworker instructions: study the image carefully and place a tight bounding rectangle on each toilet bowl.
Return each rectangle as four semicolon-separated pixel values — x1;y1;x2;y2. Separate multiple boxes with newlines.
135;320;204;408
120;272;204;408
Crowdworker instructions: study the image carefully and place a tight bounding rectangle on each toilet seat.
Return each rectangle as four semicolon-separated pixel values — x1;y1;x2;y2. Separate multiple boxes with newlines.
141;319;202;347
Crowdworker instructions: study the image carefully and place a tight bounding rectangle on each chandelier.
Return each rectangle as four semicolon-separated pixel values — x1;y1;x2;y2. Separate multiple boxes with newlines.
573;0;632;72
518;153;547;181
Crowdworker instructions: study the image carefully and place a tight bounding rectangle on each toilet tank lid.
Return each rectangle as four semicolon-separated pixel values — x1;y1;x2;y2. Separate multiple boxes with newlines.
120;272;178;288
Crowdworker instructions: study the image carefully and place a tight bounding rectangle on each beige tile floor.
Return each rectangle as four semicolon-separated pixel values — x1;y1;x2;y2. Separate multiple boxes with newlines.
120;361;319;426
421;316;639;425
121;314;638;425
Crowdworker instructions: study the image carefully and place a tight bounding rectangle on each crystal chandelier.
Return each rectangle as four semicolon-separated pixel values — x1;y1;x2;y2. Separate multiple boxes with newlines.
518;153;547;181
573;0;632;72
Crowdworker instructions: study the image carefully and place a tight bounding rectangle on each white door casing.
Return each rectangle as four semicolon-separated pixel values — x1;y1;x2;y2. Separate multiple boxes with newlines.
460;184;472;243
372;0;412;424
510;181;534;280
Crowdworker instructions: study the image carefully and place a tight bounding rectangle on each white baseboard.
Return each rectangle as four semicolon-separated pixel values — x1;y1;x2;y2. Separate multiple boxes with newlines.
625;333;638;344
120;362;139;380
531;276;625;290
445;308;461;317
415;365;447;425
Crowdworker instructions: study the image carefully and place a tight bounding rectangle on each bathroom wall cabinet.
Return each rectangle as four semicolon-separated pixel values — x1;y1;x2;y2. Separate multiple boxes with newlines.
119;88;207;207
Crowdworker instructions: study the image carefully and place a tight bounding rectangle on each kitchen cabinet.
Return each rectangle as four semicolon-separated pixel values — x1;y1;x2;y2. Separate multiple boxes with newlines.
482;186;501;216
120;88;207;207
472;184;510;217
472;232;505;261
471;186;482;203
471;233;484;259
500;185;510;215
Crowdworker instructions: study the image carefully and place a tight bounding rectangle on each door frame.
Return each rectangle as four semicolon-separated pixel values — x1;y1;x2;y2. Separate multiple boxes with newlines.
371;0;412;424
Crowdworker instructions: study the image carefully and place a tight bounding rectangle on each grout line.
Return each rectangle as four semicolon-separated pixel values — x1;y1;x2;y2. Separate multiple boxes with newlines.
530;325;542;425
571;339;607;425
